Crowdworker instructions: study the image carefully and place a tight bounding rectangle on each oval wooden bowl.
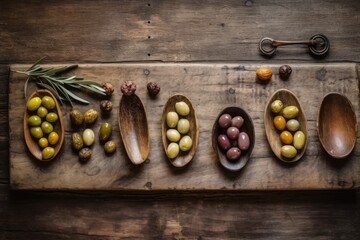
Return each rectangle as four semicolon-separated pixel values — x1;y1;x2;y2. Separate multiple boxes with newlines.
24;89;64;161
317;93;357;159
161;95;199;168
212;107;255;171
264;89;308;163
118;94;150;165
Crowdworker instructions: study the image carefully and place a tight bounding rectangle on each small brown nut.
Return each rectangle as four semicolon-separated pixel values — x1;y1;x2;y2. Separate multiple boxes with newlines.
279;65;292;80
84;108;98;125
256;67;273;81
147;82;161;98
79;148;92;163
102;82;114;96
121;81;136;96
70;109;84;126
104;140;117;154
100;100;113;113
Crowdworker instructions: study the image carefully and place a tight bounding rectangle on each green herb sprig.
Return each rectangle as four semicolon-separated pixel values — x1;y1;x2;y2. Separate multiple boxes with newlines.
14;56;106;106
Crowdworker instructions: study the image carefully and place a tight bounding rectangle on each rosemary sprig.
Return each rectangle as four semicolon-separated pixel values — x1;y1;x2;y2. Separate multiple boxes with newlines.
14;56;106;106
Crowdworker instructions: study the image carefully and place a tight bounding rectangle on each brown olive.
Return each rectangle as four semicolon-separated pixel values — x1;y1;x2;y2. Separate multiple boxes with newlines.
100;100;113;113
147;82;161;98
279;65;292;80
121;81;136;96
99;122;112;143
71;132;83;151
102;82;114;96
70;109;84;126
104;140;116;154
79;148;92;163
84;108;98;125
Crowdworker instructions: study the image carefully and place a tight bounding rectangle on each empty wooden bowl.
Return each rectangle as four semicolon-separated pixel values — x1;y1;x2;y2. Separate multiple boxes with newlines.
161;95;199;167
264;89;308;163
317;93;357;159
118;94;150;165
24;89;64;161
212;107;255;171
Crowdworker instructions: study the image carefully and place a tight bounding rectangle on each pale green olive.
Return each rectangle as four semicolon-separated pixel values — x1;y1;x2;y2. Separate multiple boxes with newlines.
283;106;299;119
46;112;58;123
281;145;297;159
179;135;193;151
177;119;190;134
28;115;41;126
30;127;43;139
42;147;55;160
41;121;53;134
41;96;55;110
166;111;179;128
83;128;95;146
271;100;283;113
37;106;48;118
27;97;42;111
166;129;181;142
293;131;306;150
286;119;300;132
175;101;190;116
166;142;180;159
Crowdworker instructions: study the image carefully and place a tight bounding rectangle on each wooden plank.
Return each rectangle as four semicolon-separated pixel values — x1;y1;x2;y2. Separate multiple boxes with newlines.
9;62;360;190
0;0;360;63
0;66;9;186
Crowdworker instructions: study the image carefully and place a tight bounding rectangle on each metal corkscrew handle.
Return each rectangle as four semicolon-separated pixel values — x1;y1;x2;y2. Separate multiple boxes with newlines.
259;34;330;57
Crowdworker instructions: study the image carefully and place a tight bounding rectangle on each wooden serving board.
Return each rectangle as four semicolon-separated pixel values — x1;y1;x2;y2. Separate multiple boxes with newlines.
9;63;360;190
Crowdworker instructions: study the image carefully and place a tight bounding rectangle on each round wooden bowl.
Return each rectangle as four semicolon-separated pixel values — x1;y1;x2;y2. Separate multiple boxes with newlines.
161;95;199;168
24;89;64;161
212;107;255;171
264;89;308;163
317;92;357;159
118;94;150;165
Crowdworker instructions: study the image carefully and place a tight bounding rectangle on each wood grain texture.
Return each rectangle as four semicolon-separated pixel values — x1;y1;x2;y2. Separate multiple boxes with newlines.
0;0;360;63
9;63;360;190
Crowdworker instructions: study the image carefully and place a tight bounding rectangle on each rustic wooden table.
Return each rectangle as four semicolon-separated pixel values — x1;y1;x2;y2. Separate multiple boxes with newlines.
1;0;359;239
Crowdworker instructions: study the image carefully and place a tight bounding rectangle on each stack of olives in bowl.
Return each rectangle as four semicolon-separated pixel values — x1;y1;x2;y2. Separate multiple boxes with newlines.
24;90;64;161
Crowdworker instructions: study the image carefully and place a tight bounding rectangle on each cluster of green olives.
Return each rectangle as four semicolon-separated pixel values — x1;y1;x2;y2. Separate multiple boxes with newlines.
165;101;193;159
271;99;306;159
26;96;59;160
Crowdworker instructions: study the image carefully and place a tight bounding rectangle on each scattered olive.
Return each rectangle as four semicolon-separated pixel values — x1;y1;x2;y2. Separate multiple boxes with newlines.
102;82;115;96
121;81;136;96
279;65;292;80
42;147;55;160
71;132;84;151
79;148;92;163
147;82;161;98
84;108;98;125
256;67;273;81
179;135;193;151
104;140;117;154
166;142;180;159
70;109;84;126
99;122;112;143
100;100;113;113
83;128;95;146
166;111;179;128
175;101;190;116
27;97;42;111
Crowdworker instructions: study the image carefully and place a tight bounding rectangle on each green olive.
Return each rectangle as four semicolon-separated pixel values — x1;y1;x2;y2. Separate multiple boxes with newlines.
98;122;112;142
38;137;49;148
281;145;297;159
71;132;83;151
271;100;283;113
179;135;193;151
70;109;84;126
286;119;300;132
166;129;181;142
283;106;299;119
41;96;55;110
37;106;48;118
30;127;43;139
166;142;179;159
177;119;190;134
84;108;98;125
104;140;117;154
83;128;95;146
48;132;59;145
175;101;190;116
28;115;42;126
46;112;58;123
293;131;306;150
41;121;53;134
166;111;179;128
42;147;55;160
27;97;42;111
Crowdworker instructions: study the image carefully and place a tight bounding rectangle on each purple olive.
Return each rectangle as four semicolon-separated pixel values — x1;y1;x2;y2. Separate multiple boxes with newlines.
226;147;241;161
217;134;231;151
231;116;244;129
238;132;250;150
227;127;240;140
218;114;232;128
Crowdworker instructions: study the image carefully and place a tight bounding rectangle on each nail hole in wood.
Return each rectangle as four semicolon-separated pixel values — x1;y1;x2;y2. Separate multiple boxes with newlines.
148;53;151;56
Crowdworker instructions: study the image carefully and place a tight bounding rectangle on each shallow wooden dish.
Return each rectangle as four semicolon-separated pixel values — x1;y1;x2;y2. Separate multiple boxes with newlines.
23;89;64;161
264;89;308;163
212;107;255;171
161;95;199;167
118;94;150;165
317;93;357;159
